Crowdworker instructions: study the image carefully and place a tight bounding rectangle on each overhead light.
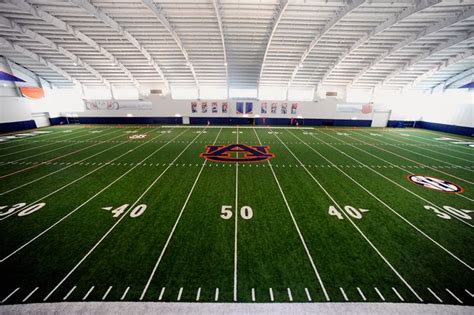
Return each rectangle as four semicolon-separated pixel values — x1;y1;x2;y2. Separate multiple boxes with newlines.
126;113;133;117
224;62;228;66
186;61;191;67
174;113;181;117
73;62;77;66
298;63;304;68
2;83;7;87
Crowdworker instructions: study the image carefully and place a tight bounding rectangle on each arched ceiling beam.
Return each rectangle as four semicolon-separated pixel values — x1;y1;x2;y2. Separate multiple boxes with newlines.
352;6;474;85
410;50;474;88
320;0;441;84
0;15;110;86
433;67;474;90
10;0;141;90
69;0;169;90
287;0;365;87
0;37;76;84
212;0;228;88
258;0;289;85
382;32;474;86
141;0;199;89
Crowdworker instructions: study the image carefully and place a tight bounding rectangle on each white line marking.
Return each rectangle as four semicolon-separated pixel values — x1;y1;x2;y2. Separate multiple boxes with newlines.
340;287;349;301
140;128;222;300
234;126;239;302
446;288;463;304
357;287;366;301
253;128;329;301
196;287;201;301
2;130;186;262
214;288;219;301
392;287;404;301
465;289;473;297
0;129;144;195
120;287;130;301
427;287;443;302
251;288;255;302
269;288;274;302
82;286;95;301
1;287;20;303
158;287;166;301
43;131;197;301
374;287;385;301
22;287;39;303
287;288;293;302
177;287;183;301
102;286;113;300
305;288;312;301
306;130;473;269
63;286;77;301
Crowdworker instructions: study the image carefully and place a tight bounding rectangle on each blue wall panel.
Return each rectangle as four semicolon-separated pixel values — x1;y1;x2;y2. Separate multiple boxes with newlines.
416;121;474;137
0;120;36;133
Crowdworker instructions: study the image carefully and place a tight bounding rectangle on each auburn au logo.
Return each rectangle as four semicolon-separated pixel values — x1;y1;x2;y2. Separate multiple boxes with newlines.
200;144;275;163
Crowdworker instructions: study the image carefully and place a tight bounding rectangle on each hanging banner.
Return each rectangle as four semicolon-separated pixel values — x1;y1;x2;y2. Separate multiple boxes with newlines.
261;102;267;114
191;101;198;113
281;103;287;114
336;102;373;113
84;99;152;111
20;87;44;99
245;102;253;114
271;103;277;114
212;102;218;113
222;102;228;113
201;102;208;113
291;103;298;115
236;102;244;114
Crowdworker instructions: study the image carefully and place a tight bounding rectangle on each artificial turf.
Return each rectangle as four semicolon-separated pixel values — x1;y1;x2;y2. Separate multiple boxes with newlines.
0;124;472;305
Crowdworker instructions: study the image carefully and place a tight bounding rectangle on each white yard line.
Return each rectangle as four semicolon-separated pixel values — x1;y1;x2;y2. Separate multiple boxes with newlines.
0;129;167;222
44;128;204;301
355;132;474;184
22;287;39;303
253;128;329;301
0;128;86;149
427;287;443;302
1;287;20;304
402;131;474;156
274;129;423;302
320;130;474;225
385;132;474;163
0;127;148;196
234;126;239;302
298;131;474;269
139;128;222;300
465;289;473;297
0;129;188;262
0;127;116;165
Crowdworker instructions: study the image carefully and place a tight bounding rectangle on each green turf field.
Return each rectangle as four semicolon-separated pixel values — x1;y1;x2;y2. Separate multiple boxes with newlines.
0;125;472;305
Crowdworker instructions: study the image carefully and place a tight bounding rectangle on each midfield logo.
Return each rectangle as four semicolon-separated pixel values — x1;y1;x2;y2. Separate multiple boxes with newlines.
407;174;463;193
200;144;275;163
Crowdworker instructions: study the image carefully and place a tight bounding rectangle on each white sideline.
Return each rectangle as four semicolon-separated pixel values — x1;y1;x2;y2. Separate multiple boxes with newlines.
272;129;423;302
0;129;186;262
140;128;222;300
233;126;239;302
253;128;329;301
45;128;208;301
0;127;85;149
1;302;473;315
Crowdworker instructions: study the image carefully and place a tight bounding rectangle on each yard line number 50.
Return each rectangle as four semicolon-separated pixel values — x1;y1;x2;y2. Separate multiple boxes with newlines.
220;205;253;220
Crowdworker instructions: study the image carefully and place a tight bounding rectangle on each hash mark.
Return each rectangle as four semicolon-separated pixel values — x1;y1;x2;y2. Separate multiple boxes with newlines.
121;287;130;301
427;288;442;303
63;286;76;301
214;288;219;301
22;287;39;302
102;286;113;300
269;288;274;302
446;288;463;304
287;288;293;302
305;288;312;301
196;287;201;301
339;287;349;301
158;287;166;301
177;287;183;301
374;287;385;301
251;288;255;302
1;287;20;304
465;289;473;297
357;287;366;301
82;286;94;300
392;287;404;301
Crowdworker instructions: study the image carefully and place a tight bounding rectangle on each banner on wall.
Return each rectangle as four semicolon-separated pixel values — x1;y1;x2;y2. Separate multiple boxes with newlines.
84;99;152;111
20;87;44;99
201;102;208;113
212;102;218;113
222;102;228;113
291;103;298;115
271;103;277;114
236;102;244;114
245;102;253;114
261;102;267;114
281;103;287;114
336;102;373;113
191;101;198;113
